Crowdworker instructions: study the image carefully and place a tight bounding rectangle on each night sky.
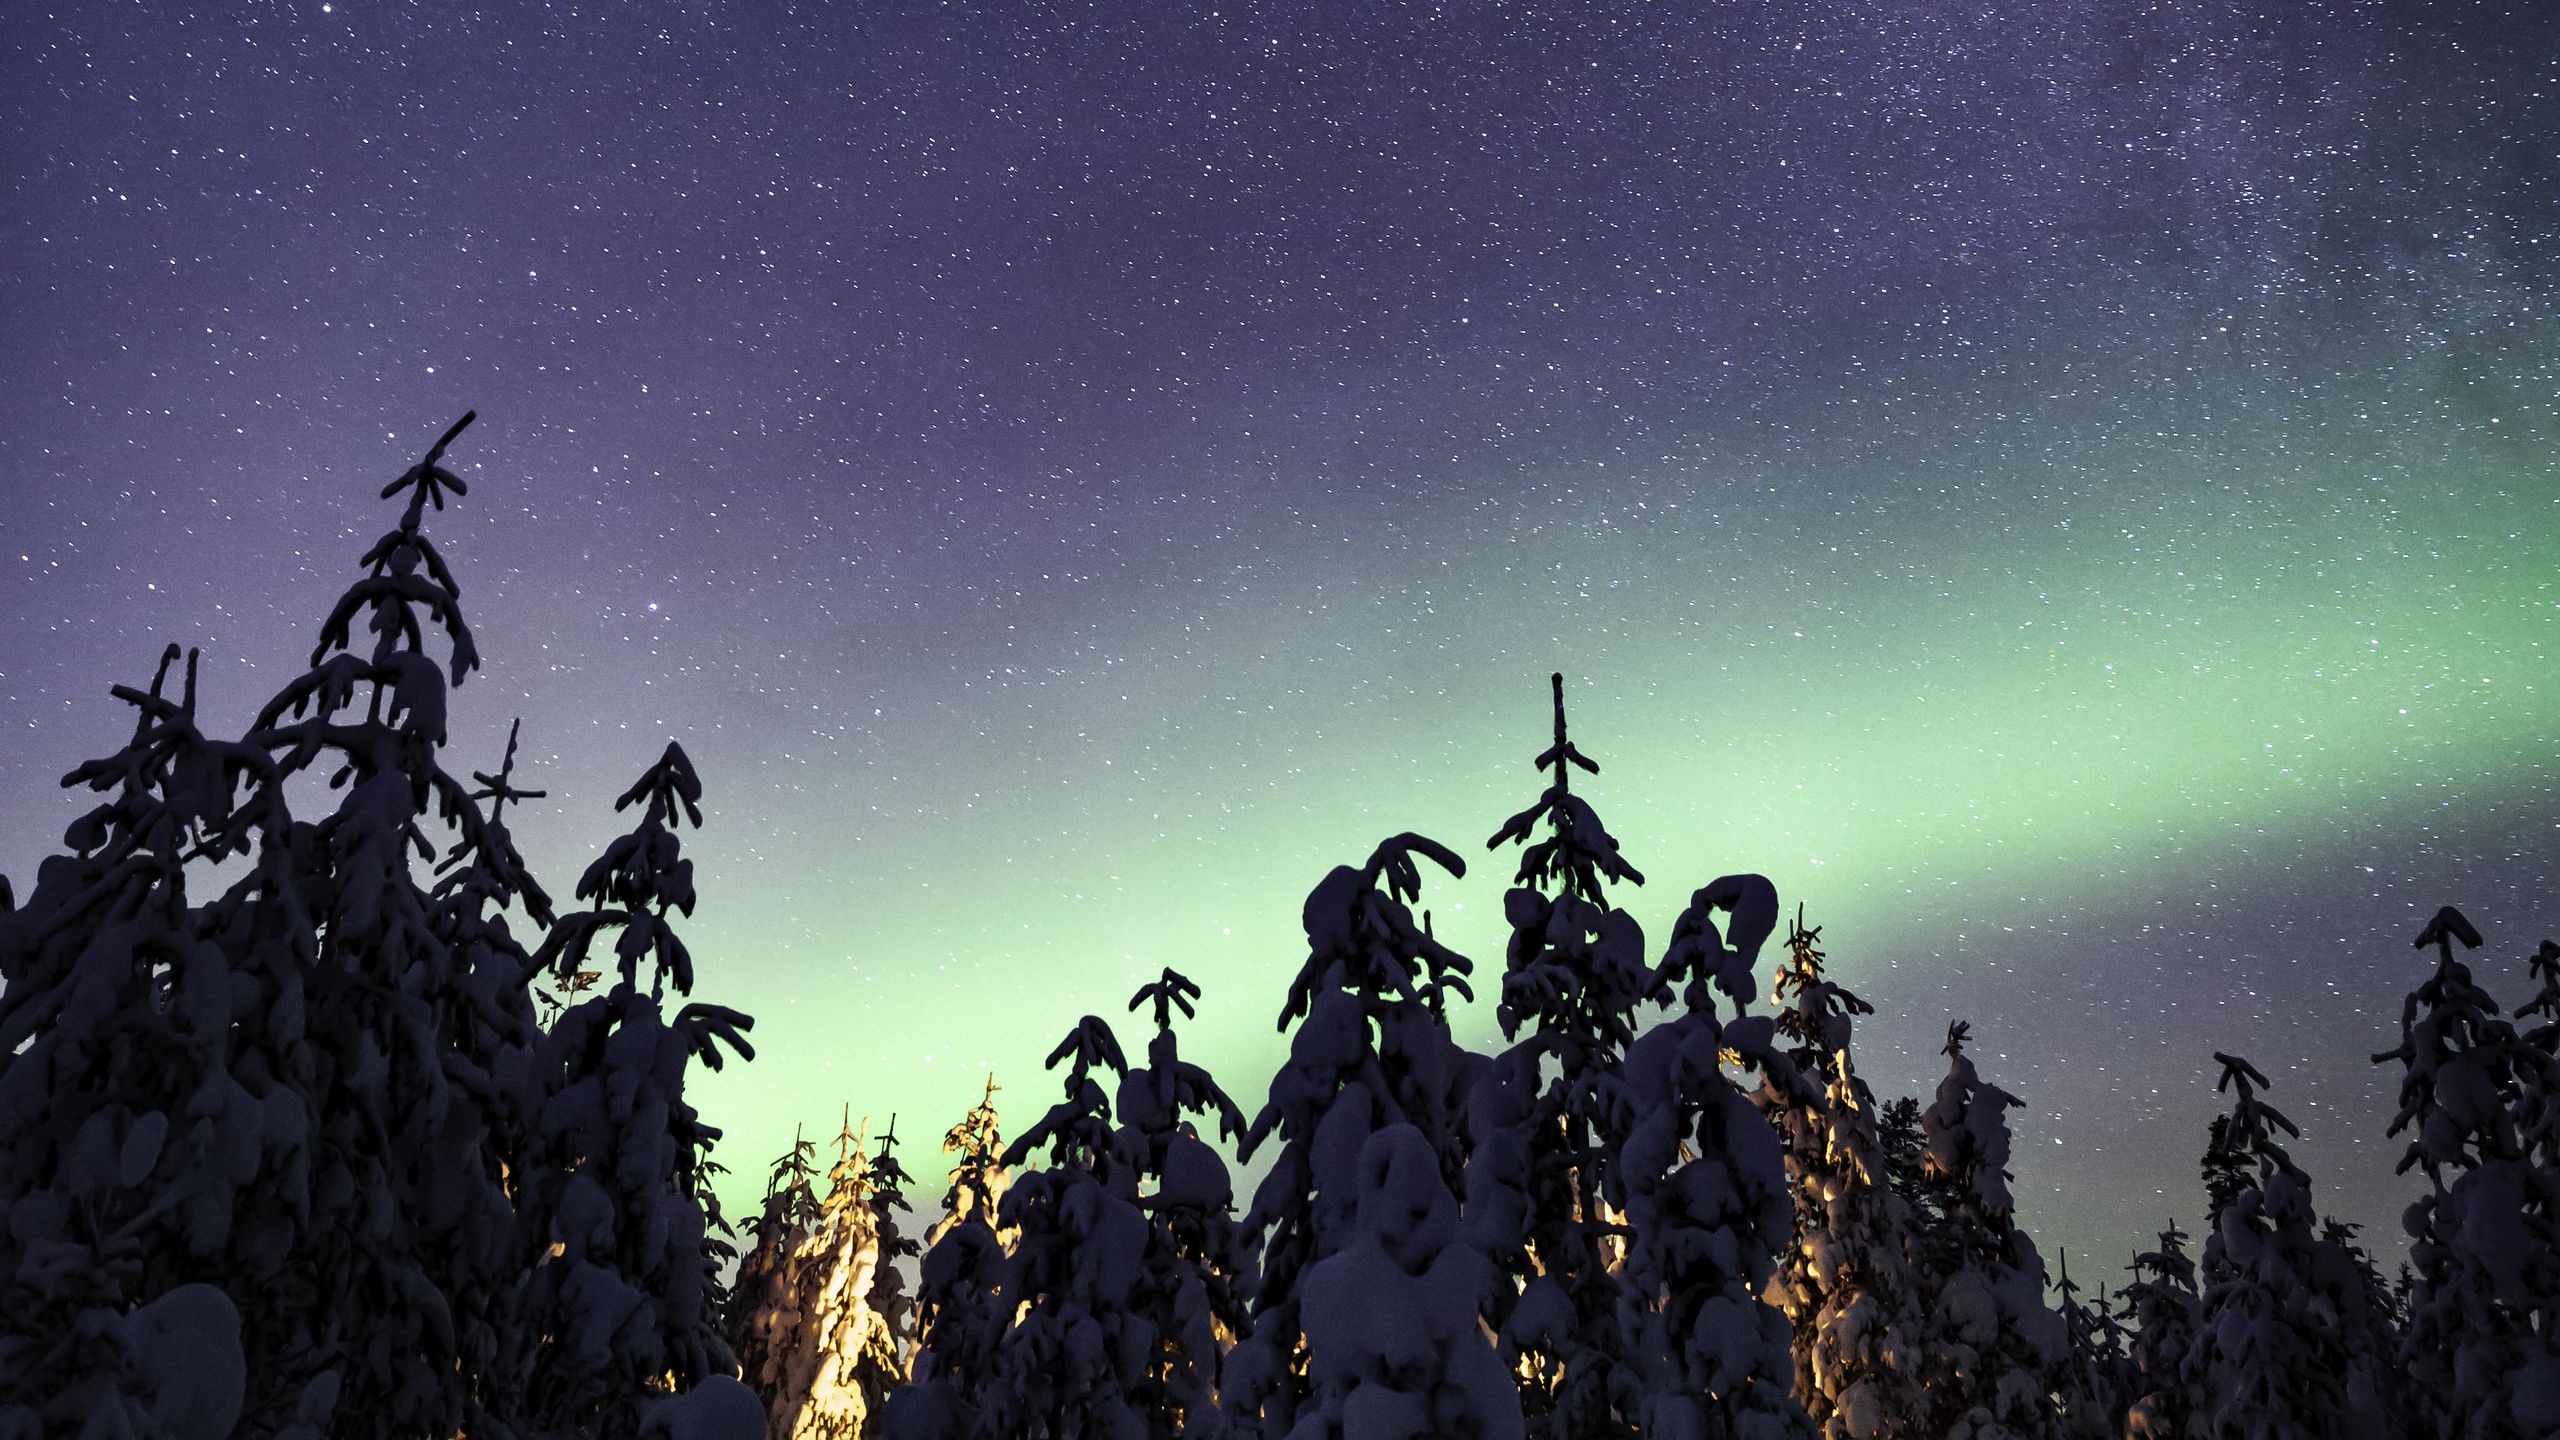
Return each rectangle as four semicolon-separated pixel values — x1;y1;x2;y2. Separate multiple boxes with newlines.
4;1;2553;1277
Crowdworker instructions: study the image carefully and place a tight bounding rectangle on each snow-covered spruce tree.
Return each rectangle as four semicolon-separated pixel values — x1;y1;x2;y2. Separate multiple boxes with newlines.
853;1119;922;1428
2515;938;2560;1171
879;1079;1014;1440
2372;907;2560;1439
784;1110;905;1439
2188;1052;2384;1440
2046;1254;2124;1440
2117;1221;2201;1440
1914;1021;2064;1440
1229;832;1485;1437
229;411;578;1437
0;647;256;1438
730;1126;829;1431
426;716;560;1429
520;742;760;1439
1465;674;1655;1440
1292;1123;1527;1440
1114;968;1255;1438
1611;872;1811;1440
972;1014;1155;1438
1761;905;1928;1440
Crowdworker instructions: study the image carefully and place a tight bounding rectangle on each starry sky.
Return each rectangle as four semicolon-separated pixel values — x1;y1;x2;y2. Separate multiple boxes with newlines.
3;1;2553;1276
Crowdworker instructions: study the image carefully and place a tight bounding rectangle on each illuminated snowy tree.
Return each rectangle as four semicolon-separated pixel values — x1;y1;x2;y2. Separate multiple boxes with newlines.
730;1126;828;1430
849;1119;921;1428
1763;906;1928;1440
790;1111;905;1439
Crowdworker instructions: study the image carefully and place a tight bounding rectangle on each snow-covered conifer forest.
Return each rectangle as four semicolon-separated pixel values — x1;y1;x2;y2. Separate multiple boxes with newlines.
4;421;2557;1438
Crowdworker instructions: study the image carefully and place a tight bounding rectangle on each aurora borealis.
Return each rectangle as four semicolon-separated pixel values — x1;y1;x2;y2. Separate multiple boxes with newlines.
2;1;2552;1273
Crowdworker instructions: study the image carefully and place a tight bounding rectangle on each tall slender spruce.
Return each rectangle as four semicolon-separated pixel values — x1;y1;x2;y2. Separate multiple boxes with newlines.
521;742;758;1437
1467;674;1655;1440
0;648;256;1438
1115;969;1254;1437
1763;907;1928;1440
1915;1021;2064;1440
2190;1053;2376;1440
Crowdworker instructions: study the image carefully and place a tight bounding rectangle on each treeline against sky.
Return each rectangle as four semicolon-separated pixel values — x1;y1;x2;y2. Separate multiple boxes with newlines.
2;420;2554;1440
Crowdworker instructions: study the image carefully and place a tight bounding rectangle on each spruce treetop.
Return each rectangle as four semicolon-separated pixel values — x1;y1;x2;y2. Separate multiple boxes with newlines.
1122;967;1247;1147
550;741;706;997
1487;672;1643;902
1131;966;1202;1028
2372;903;2530;1179
1007;1013;1129;1178
1772;902;1878;1079
431;716;555;931
254;411;484;765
